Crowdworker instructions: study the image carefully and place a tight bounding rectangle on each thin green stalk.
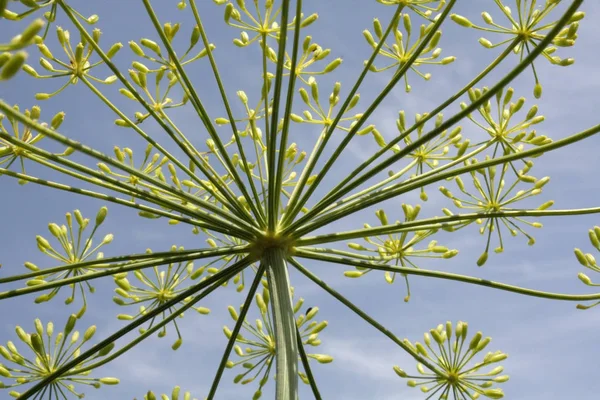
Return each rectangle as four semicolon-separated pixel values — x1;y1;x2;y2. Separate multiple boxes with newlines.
57;1;252;222
287;0;582;236
288;258;443;375
280;0;456;231
280;4;405;227
295;121;600;237
0;100;262;238
188;0;267;227
78;76;235;213
140;0;255;224
296;325;321;400
264;247;298;400
317;41;520;208
71;259;252;375
207;262;266;400
0;168;252;240
294;249;600;302
300;206;600;247
16;257;253;400
0;245;246;284
273;0;303;227
0;131;249;239
0;245;249;300
266;0;291;231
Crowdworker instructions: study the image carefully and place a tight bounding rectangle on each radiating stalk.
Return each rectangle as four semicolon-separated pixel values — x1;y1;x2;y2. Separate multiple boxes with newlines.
264;247;298;400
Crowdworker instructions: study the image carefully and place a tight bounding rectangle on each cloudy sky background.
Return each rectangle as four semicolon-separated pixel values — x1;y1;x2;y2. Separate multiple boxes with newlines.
2;0;600;399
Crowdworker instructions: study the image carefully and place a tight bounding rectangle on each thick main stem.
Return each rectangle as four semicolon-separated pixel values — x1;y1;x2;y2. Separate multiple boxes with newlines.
264;248;298;400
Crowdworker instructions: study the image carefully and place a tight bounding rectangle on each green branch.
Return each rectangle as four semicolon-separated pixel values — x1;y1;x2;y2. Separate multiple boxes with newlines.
280;0;457;232
289;258;443;375
207;262;266;399
188;0;267;227
280;3;405;227
296;121;600;237
294;249;600;302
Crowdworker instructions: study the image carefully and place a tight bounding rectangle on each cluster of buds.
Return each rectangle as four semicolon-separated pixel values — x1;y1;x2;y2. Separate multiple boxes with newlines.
97;144;168;193
112;245;211;350
128;22;213;71
393;321;509;399
396;111;467;201
439;158;552;266
23;26;120;99
214;0;318;48
0;103;69;178
363;13;455;92
451;2;585;98
139;386;199;400
345;206;458;302
0;315;119;399
574;226;600;310
116;64;188;126
265;35;342;84
0;18;44;80
375;0;447;20
290;79;363;133
463;87;550;169
25;207;113;317
224;285;332;399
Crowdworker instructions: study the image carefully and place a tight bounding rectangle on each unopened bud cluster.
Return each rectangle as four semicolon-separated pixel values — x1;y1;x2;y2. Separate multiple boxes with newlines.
345;205;458;302
0;315;118;399
393;321;508;399
25;207;113;317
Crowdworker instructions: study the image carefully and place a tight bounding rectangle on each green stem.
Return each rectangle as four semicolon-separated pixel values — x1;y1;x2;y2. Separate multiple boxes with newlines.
288;258;443;375
78;76;233;213
273;0;302;228
264;247;298;400
280;0;456;231
17;257;253;400
280;4;405;227
296;325;321;400
0;168;252;240
266;0;291;231
0;246;249;300
207;262;266;400
140;0;255;224
286;0;583;236
295;121;600;237
297;206;600;246
294;249;600;302
0;100;261;238
0;246;246;284
188;0;267;227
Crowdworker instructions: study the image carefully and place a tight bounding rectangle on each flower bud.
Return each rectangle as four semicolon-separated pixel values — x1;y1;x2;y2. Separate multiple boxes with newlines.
451;14;473;28
0;51;27;80
99;377;120;385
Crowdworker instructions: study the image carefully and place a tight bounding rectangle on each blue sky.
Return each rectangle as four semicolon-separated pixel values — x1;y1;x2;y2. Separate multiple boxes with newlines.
1;0;600;399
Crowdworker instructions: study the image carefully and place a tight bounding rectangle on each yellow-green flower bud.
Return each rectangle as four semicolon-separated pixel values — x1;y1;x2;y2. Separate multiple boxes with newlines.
96;206;108;226
228;306;239;321
311;354;333;363
574;248;588;267
344;270;364;278
99;377;120;385
0;51;27;80
451;14;473;28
